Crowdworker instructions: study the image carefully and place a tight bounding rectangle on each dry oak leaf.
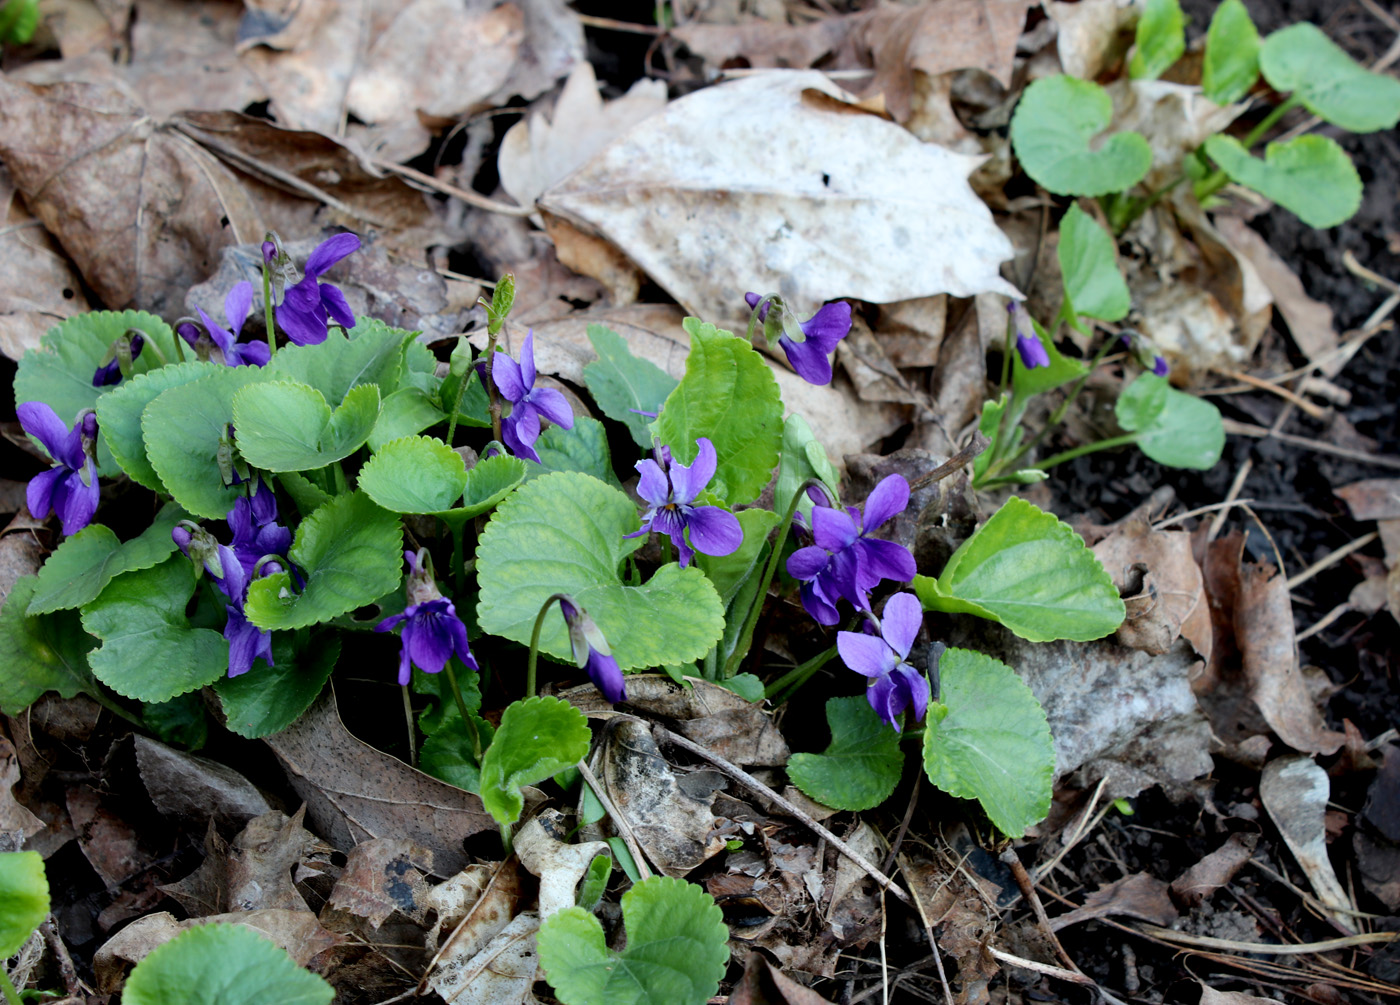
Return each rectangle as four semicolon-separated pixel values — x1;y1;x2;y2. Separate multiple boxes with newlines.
0;170;91;362
1092;520;1211;658
538;70;1019;326
0;73;264;316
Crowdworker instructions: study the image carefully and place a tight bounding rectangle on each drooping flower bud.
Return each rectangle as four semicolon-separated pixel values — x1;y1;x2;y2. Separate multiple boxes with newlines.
1008;302;1050;369
557;595;625;703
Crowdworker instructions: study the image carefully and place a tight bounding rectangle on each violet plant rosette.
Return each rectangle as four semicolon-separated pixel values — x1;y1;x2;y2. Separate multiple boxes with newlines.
744;292;852;385
477;330;574;463
837;592;930;731
275;233;360;346
375;549;477;686
625;437;742;569
17;403;100;536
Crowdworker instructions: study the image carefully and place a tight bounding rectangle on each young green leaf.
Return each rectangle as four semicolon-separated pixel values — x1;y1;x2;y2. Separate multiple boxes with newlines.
0;851;48;957
97;361;221;490
1058;204;1129;328
1202;134;1361;229
368;387;446;451
576;854;612;912
788;696;904;812
1202;0;1260;105
81;558;229;703
583;324;679;449
415;667;494;792
232;380;380;472
244;491;404;631
1115;373;1225;469
279;471;331;517
1260;23;1400;133
214;635;339;739
15;310;180;473
773;413;839;517
477;472;724;670
715;673;765;703
266;320;411;406
459;454;528;518
478;695;591;826
142;365;271;520
538;876;729;1005
922;648;1053;838
27;504;185;614
655;318;783;506
1010;76;1152;197
122;924;334;1005
0;0;40;44
913;497;1125;642
529;416;621;488
1129;0;1185;80
0;577;96;715
696;507;779;608
358;436;468;513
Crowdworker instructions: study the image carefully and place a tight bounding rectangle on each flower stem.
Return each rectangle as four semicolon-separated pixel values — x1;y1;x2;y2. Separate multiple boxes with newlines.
262;258;277;357
401;684;417;767
484;332;503;444
443;340;477;448
442;658;482;760
764;643;838;705
450;520;466;596
722;477;827;679
525;593;570;698
987;312;1017;469
1033;432;1139;470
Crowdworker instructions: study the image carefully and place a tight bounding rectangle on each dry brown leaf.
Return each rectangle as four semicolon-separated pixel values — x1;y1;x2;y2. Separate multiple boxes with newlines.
420;858;525;998
539;70;1018;327
1199;988;1277;1005
514;810;610;919
264;689;495;876
1169;832;1258;908
837;321;925;406
899;849;997;1004
236;0;364;136
227;807;322;912
1045;0;1139;80
1109;80;1242;192
133;735;271;831
0;171;91;362
0;535;44;604
1049;872;1177;931
127;0;265;116
431;912;540;1005
0;737;43;850
875;295;946;369
541;213;645;306
65;784;162;888
498;60;667;211
731;952;836;1005
1260;756;1355;931
1093;520;1210;658
1336;479;1400;522
327;838;434;929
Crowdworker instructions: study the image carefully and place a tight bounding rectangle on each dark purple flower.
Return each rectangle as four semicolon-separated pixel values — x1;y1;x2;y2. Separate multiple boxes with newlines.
173;523;273;678
558;597;625;703
1008;303;1049;369
786;474;915;626
625;438;742;569
228;480;291;580
184;282;271;367
745;292;852;385
374;550;477;686
92;333;145;386
478;330;574;463
18;403;100;536
276;233;359;346
224;603;275;678
261;240;278;266
837;592;929;731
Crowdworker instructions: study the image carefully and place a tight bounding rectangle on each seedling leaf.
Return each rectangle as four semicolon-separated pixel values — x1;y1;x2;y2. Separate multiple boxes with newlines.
1010;76;1152;197
584;324;679;448
1130;0;1185;80
1261;23;1400;132
1058;204;1129;327
1203;134;1360;229
122;923;333;1005
1115;373;1225;469
0;577;96;715
789;697;904;811
1203;0;1260;105
0;851;48;957
478;695;591;826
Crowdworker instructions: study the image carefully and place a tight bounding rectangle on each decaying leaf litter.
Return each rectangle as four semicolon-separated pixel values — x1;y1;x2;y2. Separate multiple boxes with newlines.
1;0;1399;1002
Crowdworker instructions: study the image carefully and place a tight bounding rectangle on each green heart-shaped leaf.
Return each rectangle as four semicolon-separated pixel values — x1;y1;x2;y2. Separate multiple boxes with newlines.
538;876;729;1005
1129;0;1184;80
1203;0;1260;105
28;504;185;614
232;380;380;472
656;319;783;506
478;696;591;826
122;924;333;1005
0;851;49;957
774;413;839;517
584;324;679;449
368;387;445;451
477;472;724;670
358;435;468;513
922;648;1053;838
266;320;412;406
214;635;339;739
1115;373;1225;470
1203;134;1361;229
914;497;1124;642
1261;22;1400;133
1058;204;1129;327
1010;76;1152;197
789;696;904;811
97;361;222;490
528;416;620;488
0;577;96;715
244;491;403;631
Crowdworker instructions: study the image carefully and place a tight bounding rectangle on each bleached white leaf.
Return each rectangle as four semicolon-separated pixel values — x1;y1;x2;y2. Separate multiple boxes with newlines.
538;70;1019;323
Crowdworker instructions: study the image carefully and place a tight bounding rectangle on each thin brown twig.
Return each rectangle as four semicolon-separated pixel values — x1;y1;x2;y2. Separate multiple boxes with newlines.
40;917;83;997
1286;531;1380;591
881;772;920;875
1215;369;1328;419
1209;458;1254;542
1001;848;1082;975
1296;602;1354;642
576;758;654;881
370;159;535;217
653;725;913;906
1224;419;1400;471
1153;498;1257;531
907;431;990;493
1131;924;1397;954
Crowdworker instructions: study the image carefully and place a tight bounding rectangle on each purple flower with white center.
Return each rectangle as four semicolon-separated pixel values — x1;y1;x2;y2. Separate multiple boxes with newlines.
786;474;916;626
276;232;359;346
183;281;270;368
228;480;291;580
18;403;100;536
838;592;929;731
744;292;852;385
93;333;145;386
374;549;477;686
558;596;625;703
478;330;574;463
625;438;742;569
1008;303;1049;369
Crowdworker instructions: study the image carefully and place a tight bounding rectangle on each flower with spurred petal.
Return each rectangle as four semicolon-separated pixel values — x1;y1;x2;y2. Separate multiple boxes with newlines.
477;330;574;463
374;549;477;686
18;403;100;536
93;333;145;386
744;292;852;385
1008;302;1049;369
558;596;625;703
786;474;915;626
625;438;742;569
182;281;270;368
276;232;360;346
837;592;929;731
173;521;273;678
228;479;292;580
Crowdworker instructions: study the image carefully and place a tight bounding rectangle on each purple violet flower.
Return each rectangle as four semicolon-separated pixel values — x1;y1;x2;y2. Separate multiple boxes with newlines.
183;281;271;367
276;233;360;346
558;596;625;703
744;292;852;385
478;330;574;463
786;474;916;626
374;549;477;686
173;523;272;678
228;480;292;580
1120;332;1169;377
625;438;742;569
18;403;100;536
838;592;929;731
1008;303;1049;369
92;333;145;386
